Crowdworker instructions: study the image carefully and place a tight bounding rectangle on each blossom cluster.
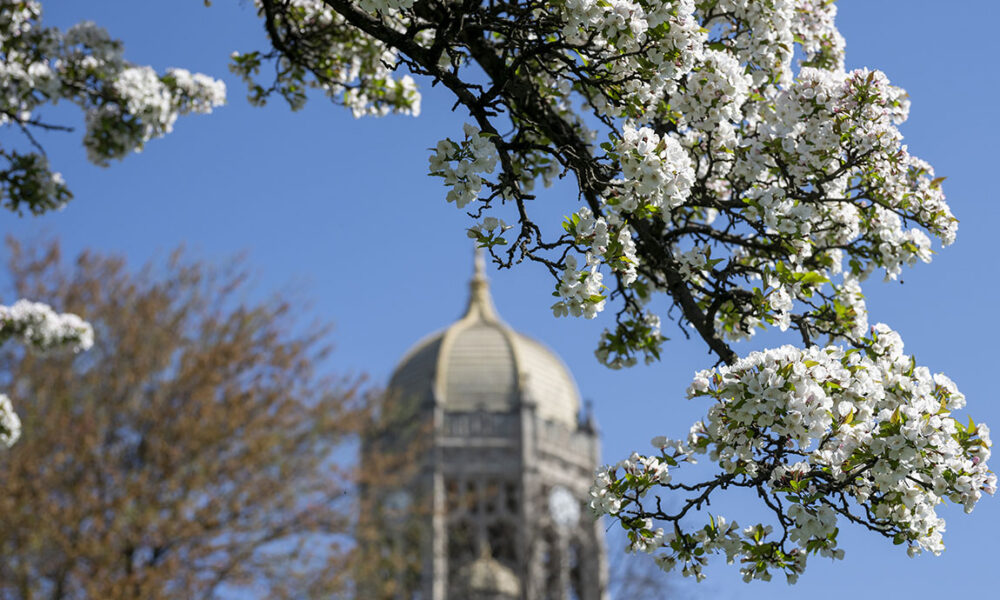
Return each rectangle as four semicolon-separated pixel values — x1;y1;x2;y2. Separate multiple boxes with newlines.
0;151;70;215
591;324;994;582
792;0;846;71
466;215;512;249
428;123;499;209
0;299;94;354
671;49;750;132
0;393;21;448
231;0;420;118
551;253;605;320
565;207;639;284
559;206;667;367
613;124;695;218
560;0;704;118
86;65;226;165
703;64;950;341
1;0;225;212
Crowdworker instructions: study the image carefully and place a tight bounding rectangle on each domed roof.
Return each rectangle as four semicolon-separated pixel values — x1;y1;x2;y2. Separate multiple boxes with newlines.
454;546;521;598
389;251;581;429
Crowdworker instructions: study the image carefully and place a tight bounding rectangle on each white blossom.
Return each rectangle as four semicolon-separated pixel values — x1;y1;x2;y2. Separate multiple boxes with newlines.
0;394;21;448
429;123;499;209
0;299;93;353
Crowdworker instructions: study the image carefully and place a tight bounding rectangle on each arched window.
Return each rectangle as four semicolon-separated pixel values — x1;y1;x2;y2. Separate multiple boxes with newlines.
504;481;519;514
484;479;501;515
448;519;476;569
541;529;561;600
568;539;584;600
487;518;518;567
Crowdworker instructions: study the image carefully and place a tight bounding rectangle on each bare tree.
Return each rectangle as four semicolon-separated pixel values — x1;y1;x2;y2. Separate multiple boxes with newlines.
0;238;364;600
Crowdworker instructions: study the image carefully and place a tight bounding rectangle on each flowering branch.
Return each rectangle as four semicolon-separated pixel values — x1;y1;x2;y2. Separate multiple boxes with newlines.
1;0;226;214
591;325;994;582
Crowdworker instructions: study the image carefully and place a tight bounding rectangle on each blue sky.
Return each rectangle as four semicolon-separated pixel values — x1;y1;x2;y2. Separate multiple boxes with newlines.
5;1;999;597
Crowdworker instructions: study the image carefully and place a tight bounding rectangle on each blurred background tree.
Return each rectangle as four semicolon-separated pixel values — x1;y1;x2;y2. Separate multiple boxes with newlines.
0;238;364;599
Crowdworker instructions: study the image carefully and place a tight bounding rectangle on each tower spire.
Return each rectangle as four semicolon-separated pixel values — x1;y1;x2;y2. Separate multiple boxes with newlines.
465;246;499;322
474;245;487;283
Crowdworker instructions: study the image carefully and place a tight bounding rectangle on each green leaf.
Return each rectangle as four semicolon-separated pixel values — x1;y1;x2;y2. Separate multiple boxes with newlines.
798;271;829;286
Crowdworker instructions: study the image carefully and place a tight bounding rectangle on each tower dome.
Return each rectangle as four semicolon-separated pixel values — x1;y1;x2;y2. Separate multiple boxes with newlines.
389;250;581;429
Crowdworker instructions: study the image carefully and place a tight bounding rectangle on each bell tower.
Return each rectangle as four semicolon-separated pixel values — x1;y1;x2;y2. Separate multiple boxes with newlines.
359;251;607;600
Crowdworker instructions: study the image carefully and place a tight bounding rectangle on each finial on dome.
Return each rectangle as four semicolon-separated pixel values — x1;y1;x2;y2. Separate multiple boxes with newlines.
473;246;487;283
465;246;499;322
